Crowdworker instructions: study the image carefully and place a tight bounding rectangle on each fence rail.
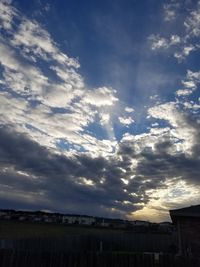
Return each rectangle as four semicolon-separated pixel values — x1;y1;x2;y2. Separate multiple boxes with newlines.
0;232;176;253
0;249;200;267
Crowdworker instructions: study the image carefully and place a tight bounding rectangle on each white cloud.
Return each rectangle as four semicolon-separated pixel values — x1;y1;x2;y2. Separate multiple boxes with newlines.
118;116;134;126
163;2;180;22
0;91;118;156
82;87;118;107
176;70;200;96
151;122;159;127
149;1;200;61
134;179;200;222
148;102;198;153
99;113;110;125
182;101;200;111
0;1;17;30
148;33;185;59
187;69;200;81
40;83;82;108
148;102;178;126
0;43;83;107
148;34;169;50
50;66;83;88
182;80;196;89
0;92;28;124
0;1;119;158
176;89;193;96
164;9;176;22
11;19;79;68
125;107;134;113
174;45;196;61
170;34;181;45
183;45;195;56
184;5;200;37
0;41;49;96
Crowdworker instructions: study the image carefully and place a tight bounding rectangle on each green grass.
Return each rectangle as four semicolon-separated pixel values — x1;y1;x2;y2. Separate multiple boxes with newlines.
0;220;122;239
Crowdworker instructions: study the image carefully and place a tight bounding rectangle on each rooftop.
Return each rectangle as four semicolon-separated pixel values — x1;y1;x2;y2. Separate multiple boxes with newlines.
170;205;200;222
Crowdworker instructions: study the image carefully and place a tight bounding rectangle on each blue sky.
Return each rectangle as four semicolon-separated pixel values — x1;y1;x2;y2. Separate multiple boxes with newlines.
0;0;200;222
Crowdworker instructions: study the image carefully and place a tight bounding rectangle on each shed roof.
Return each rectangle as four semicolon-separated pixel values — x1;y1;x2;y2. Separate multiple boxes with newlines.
170;205;200;222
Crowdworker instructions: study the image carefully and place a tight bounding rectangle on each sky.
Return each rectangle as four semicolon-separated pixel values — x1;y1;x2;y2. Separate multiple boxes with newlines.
0;0;200;222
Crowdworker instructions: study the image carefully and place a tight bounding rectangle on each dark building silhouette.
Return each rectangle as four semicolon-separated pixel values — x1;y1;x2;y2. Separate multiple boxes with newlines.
170;205;200;257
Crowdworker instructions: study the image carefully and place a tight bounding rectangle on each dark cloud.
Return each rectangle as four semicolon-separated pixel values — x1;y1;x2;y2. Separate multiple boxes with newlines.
118;113;200;189
0;126;143;218
0;110;199;218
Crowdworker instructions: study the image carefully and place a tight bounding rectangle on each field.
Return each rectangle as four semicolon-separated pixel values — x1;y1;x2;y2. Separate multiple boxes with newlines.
0;220;176;254
0;220;121;239
1;221;199;267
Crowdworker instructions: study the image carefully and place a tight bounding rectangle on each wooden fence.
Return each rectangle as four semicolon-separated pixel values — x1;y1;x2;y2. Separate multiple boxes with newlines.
0;250;200;267
0;232;176;253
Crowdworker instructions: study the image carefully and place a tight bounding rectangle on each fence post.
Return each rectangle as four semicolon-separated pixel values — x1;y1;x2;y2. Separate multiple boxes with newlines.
99;241;103;253
154;253;159;267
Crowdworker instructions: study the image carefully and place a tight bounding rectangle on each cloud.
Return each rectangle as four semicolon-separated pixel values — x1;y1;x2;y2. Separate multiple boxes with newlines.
176;89;193;96
133;179;200;222
182;101;200;111
148;102;198;153
149;1;200;61
148;34;181;51
148;34;187;59
118;116;134;126
176;70;200;96
2;110;198;218
148;35;170;50
184;3;200;37
163;1;180;22
0;126;147;217
0;1;200;221
0;39;50;99
0;1;17;30
11;18;79;68
82;87;118;107
99;113;110;125
174;45;196;61
117;110;200;220
0;1;119;158
125;107;134;113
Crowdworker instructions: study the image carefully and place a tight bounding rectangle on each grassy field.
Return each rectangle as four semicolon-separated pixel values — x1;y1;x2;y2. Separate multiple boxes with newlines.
0;220;122;239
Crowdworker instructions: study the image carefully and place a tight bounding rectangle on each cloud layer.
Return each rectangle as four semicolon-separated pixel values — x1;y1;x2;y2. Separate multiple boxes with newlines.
0;0;199;221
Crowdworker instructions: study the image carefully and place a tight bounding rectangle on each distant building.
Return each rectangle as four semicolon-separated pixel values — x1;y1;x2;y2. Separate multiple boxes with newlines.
95;218;111;227
62;215;95;225
133;220;150;226
0;211;7;216
170;205;200;256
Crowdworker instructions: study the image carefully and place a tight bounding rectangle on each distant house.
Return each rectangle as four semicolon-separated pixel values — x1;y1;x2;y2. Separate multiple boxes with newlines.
130;220;150;226
33;216;43;222
0;211;7;216
170;205;200;256
0;209;14;220
95;218;110;227
94;217;128;228
62;215;95;225
18;216;27;221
